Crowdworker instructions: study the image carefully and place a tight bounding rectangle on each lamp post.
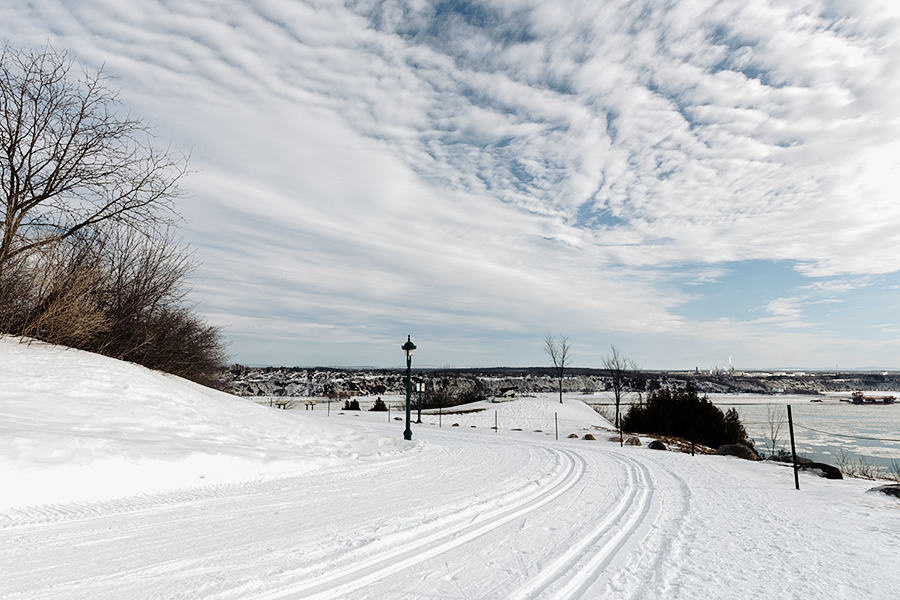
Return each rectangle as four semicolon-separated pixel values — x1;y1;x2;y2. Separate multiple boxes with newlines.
402;335;417;440
416;381;424;424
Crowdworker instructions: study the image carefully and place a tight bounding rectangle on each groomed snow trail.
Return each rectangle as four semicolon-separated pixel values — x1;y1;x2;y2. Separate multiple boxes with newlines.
3;413;899;599
0;421;679;600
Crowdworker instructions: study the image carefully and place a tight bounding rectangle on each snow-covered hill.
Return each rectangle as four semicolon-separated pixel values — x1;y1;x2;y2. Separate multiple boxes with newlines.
0;336;408;510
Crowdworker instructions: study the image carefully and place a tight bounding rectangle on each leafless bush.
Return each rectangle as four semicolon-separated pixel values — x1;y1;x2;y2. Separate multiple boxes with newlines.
760;405;786;458
835;448;891;480
0;227;228;388
889;459;900;483
835;447;853;474
591;403;616;424
854;456;881;480
0;237;109;348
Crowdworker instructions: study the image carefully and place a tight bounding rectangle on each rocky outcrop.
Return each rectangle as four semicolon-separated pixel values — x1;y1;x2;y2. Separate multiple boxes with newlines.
716;444;760;461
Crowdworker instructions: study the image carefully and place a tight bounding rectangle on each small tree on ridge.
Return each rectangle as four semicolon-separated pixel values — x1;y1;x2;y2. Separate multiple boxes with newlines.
543;334;569;404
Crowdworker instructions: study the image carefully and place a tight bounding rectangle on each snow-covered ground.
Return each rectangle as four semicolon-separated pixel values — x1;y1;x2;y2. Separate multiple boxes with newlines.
2;338;899;599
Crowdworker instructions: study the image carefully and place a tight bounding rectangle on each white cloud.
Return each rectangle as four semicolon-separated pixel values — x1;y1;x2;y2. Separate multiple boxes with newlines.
3;0;900;367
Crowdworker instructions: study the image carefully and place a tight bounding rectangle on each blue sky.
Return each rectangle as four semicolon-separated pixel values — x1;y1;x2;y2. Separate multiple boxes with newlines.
4;0;900;369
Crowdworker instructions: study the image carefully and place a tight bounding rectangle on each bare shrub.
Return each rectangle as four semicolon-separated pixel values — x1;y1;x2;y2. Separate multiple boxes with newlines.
854;456;880;480
0;227;227;388
0;236;109;348
760;405;786;458
889;459;900;483
591;403;615;423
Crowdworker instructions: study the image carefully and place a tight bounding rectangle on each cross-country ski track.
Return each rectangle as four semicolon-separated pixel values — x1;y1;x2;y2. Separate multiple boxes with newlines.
7;412;898;600
1;339;898;599
2;424;680;600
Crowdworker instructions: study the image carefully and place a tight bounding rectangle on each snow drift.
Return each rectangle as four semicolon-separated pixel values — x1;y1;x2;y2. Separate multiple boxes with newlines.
0;336;409;510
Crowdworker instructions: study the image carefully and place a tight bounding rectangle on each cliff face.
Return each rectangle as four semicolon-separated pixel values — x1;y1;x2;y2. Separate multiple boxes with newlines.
223;367;900;398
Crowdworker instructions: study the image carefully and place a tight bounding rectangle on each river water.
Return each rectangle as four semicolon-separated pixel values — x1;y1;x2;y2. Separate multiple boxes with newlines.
709;393;900;473
583;390;900;475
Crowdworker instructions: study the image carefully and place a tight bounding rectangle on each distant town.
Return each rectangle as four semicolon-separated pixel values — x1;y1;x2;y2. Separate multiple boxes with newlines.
224;365;900;399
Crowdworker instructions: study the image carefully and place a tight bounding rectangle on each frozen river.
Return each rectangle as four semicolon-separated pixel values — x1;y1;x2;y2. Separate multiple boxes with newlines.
707;393;900;472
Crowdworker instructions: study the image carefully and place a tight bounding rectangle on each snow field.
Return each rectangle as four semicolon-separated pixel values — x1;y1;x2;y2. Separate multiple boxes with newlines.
1;338;899;599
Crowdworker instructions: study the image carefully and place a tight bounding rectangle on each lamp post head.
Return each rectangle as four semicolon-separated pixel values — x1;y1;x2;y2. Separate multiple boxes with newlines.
402;335;417;358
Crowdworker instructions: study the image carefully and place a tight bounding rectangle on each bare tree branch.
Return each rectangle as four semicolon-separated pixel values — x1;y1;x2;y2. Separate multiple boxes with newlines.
0;44;186;276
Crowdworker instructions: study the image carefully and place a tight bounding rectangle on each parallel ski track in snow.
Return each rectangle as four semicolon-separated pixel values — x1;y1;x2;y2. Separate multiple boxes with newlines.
253;447;587;600
250;446;659;600
2;431;669;600
509;452;654;600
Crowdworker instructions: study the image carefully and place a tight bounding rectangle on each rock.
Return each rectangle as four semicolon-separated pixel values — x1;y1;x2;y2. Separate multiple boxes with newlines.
868;484;900;498
583;433;596;440
608;436;622;442
800;462;843;480
568;433;579;438
767;451;814;465
648;440;667;451
625;436;642;446
451;423;459;427
716;444;760;461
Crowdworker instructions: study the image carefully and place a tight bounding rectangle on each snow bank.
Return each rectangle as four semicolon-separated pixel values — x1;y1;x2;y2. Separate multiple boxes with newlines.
422;394;612;431
0;337;409;510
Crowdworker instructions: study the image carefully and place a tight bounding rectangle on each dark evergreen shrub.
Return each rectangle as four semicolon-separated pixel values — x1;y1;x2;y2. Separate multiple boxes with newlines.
621;382;755;450
343;399;360;411
370;397;388;411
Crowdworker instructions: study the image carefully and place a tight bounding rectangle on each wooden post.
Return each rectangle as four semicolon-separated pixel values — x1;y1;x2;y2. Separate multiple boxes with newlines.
788;405;800;490
494;410;498;432
555;412;558;440
439;406;442;428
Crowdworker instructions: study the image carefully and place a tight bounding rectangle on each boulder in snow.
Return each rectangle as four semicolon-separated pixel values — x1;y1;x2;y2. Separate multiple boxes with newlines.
648;440;667;451
868;484;900;498
625;436;642;446
800;462;843;480
716;444;760;461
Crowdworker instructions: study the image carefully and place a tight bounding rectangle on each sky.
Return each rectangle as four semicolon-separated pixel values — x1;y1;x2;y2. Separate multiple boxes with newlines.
3;0;900;370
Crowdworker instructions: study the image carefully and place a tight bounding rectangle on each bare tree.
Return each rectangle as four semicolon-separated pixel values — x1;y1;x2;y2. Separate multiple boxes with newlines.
602;345;637;444
762;404;786;458
543;334;569;404
0;44;186;276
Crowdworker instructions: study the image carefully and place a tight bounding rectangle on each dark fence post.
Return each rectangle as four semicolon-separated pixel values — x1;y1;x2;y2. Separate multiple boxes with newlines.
788;405;800;490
